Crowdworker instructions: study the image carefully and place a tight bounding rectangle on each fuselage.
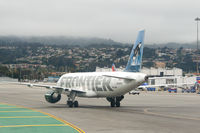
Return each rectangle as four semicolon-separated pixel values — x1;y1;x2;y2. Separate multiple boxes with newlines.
57;72;146;98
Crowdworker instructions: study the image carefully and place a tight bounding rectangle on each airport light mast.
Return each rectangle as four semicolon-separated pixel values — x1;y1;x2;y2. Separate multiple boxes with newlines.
195;17;200;74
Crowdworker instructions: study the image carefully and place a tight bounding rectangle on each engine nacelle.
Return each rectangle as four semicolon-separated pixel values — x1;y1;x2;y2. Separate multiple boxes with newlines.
44;91;61;103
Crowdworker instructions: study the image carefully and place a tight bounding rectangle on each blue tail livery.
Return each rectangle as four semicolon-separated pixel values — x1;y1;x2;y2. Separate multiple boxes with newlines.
124;30;145;72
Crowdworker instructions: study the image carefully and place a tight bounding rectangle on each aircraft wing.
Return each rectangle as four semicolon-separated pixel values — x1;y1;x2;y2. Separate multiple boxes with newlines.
19;82;86;93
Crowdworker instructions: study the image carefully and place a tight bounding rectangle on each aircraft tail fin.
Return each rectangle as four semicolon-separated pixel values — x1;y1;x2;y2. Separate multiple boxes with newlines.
195;77;200;92
124;30;145;72
112;63;116;72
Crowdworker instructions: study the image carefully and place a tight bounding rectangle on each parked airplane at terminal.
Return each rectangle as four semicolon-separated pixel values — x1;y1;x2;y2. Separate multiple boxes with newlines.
23;30;147;107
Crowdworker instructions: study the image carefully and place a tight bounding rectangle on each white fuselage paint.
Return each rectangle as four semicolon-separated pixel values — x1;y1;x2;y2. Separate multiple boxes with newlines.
57;72;146;98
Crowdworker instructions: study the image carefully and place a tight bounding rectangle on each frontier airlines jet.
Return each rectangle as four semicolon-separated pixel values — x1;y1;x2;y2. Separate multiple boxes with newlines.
24;30;147;107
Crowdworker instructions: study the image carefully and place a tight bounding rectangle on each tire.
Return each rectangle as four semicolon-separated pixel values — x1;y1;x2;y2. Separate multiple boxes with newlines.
116;101;120;107
111;101;115;107
68;101;73;108
67;101;70;105
74;101;79;107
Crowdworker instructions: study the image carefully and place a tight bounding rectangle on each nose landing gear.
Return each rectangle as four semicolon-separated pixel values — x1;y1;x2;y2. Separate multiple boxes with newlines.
67;91;79;108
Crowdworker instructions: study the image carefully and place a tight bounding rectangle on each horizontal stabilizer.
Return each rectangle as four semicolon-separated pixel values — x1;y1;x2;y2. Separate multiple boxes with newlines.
103;75;135;80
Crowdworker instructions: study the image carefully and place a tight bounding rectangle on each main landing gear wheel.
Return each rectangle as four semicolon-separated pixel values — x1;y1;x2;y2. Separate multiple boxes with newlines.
116;101;120;107
106;95;124;107
74;101;79;107
67;100;79;108
67;101;73;108
110;100;115;107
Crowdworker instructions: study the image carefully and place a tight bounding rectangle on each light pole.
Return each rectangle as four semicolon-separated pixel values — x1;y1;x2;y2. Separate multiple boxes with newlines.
195;17;200;74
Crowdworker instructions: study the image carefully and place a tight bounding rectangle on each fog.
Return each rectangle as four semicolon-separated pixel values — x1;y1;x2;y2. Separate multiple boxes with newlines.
0;0;199;43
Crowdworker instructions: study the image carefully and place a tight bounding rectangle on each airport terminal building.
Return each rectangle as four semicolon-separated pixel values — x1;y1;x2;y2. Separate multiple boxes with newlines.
96;67;197;88
96;67;182;76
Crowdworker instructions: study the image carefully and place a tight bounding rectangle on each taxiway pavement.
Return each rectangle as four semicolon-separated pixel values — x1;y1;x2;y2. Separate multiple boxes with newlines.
1;84;200;133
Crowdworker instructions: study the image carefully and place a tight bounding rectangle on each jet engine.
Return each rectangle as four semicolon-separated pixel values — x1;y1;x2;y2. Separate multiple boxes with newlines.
44;91;61;103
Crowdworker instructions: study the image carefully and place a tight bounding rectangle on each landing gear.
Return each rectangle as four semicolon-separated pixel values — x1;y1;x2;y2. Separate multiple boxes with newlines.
106;95;124;107
67;100;79;108
74;101;79;107
116;101;120;107
110;100;115;107
67;101;74;108
67;91;79;108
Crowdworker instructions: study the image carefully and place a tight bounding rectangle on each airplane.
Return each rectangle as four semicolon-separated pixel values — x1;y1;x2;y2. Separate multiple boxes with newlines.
22;30;147;108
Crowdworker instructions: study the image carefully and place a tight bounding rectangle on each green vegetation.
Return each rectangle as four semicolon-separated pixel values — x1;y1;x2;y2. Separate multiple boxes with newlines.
0;40;199;80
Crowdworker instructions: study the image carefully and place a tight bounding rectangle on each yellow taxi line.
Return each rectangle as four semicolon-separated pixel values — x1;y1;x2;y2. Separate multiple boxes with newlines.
0;107;22;108
0;102;85;133
0;116;50;118
0;111;35;112
41;111;85;133
0;124;67;128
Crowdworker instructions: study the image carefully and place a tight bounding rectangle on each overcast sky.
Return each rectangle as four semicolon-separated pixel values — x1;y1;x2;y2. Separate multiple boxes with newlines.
0;0;199;44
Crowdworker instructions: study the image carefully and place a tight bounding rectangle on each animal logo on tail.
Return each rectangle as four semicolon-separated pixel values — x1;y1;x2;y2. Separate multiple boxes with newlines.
125;30;145;72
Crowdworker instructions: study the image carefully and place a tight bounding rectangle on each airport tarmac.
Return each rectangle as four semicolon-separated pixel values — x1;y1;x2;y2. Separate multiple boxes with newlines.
1;84;200;133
